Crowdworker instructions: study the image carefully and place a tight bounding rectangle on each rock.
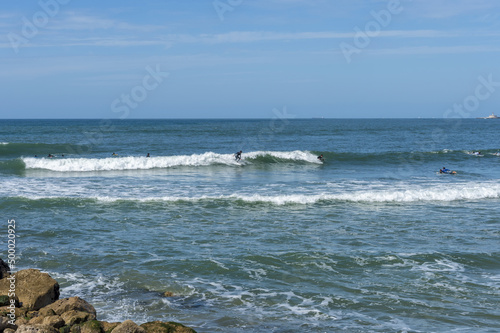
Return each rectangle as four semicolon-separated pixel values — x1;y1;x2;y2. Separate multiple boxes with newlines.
16;324;59;333
111;320;145;333
59;326;71;333
101;321;120;333
4;328;16;333
14;316;29;327
40;297;96;317
0;304;27;319
78;320;104;333
140;321;197;333
0;316;17;331
0;258;10;279
60;310;96;326
0;294;10;306
27;310;41;319
0;269;59;310
42;315;65;329
39;308;56;317
28;315;45;325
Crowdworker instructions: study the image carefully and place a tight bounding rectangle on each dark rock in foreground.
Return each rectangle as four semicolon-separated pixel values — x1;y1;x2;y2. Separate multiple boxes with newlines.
0;269;60;311
0;265;197;333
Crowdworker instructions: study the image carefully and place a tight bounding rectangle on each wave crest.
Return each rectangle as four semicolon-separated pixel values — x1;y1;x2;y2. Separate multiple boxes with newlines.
21;151;320;172
11;183;500;205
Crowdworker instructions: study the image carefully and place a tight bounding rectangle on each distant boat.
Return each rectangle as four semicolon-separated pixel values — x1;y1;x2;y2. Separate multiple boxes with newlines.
478;113;499;119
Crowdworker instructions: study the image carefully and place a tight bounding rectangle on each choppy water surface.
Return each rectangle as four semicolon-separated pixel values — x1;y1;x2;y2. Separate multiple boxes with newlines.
1;119;499;332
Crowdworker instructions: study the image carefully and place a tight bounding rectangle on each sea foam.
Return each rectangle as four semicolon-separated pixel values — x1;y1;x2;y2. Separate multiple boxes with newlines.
21;151;320;172
11;183;500;205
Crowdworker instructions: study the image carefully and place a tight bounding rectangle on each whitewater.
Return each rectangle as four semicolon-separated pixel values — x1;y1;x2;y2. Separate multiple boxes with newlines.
21;150;321;172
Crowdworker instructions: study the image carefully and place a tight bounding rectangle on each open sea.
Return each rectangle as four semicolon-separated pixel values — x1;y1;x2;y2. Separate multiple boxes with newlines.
1;118;499;332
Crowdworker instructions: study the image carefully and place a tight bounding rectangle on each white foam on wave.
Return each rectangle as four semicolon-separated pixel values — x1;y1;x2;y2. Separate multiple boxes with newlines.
21;150;320;172
22;152;239;171
245;150;321;163
9;182;500;205
413;259;465;273
50;271;126;299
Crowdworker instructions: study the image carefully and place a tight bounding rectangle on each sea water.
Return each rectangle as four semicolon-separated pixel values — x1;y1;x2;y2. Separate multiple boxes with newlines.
1;118;499;332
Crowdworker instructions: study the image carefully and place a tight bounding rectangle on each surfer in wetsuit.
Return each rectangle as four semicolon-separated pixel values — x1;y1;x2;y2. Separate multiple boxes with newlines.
317;154;324;162
234;150;242;162
440;167;449;174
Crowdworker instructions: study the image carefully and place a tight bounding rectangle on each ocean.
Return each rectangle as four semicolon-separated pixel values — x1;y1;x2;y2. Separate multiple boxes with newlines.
1;118;499;332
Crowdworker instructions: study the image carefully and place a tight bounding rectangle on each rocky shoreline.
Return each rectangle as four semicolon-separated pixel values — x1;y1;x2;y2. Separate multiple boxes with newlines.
0;259;197;333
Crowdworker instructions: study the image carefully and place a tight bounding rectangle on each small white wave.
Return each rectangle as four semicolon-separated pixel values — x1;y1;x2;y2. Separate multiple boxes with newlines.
413;259;465;273
0;142;9;145
15;183;500;205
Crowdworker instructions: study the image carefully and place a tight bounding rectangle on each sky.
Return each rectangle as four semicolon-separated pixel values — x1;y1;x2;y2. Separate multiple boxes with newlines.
1;0;500;119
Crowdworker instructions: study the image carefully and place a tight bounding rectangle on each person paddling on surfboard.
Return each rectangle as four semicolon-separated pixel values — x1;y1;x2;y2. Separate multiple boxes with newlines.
234;150;242;162
440;167;456;174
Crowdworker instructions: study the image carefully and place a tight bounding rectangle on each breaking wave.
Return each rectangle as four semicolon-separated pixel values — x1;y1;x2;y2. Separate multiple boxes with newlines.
21;151;321;172
8;182;500;205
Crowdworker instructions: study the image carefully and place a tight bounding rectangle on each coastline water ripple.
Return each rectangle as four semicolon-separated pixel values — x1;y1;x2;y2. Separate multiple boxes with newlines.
2;119;500;332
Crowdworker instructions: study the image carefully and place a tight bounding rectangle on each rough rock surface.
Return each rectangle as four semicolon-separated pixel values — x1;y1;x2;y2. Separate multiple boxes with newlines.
140;320;198;333
0;269;59;310
0;259;10;279
16;324;59;333
40;297;96;317
112;320;146;333
0;265;198;333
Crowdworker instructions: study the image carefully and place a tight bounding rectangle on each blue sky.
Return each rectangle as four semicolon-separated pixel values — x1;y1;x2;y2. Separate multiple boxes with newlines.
1;0;500;118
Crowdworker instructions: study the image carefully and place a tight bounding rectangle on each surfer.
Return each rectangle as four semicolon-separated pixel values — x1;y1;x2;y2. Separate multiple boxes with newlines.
112;153;118;156
440;167;456;174
317;154;324;162
146;153;150;157
440;167;449;174
234;150;242;162
48;154;54;158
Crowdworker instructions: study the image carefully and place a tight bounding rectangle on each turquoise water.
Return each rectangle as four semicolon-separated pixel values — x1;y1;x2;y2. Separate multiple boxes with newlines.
1;119;499;332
